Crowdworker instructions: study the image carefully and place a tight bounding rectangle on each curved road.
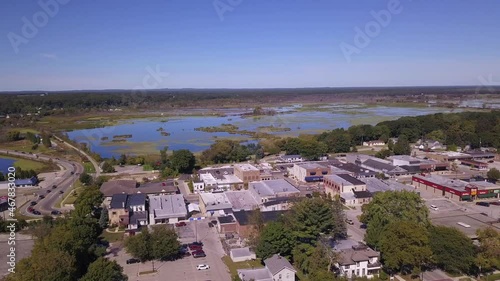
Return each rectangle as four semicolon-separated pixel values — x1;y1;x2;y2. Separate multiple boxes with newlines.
52;135;101;177
0;149;83;217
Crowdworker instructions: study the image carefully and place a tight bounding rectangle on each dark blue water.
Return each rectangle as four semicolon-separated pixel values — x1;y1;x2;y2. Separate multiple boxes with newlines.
0;158;15;174
67;105;460;158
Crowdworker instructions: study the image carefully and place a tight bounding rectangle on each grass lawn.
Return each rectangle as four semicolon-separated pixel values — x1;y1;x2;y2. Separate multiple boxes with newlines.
1;140;52;154
142;164;154;171
100;229;124;243
222;256;263;277
56;180;83;208
0;153;58;173
83;162;96;173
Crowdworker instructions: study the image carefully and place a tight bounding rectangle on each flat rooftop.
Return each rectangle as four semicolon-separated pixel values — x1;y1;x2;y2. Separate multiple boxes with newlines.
413;174;469;191
199;192;232;210
149;194;187;219
296;163;327;170
366;178;415;193
225;190;259;211
324;174;365;186
431;213;500;238
249;179;300;197
234;163;259;171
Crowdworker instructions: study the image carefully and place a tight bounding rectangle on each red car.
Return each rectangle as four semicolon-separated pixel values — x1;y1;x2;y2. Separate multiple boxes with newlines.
189;245;202;251
175;222;187;227
193;250;206;258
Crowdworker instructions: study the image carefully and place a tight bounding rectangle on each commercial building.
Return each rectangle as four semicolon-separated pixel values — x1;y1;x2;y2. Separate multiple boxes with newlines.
335;244;382;279
238;254;296;281
289;162;330;182
460;159;488;170
324;174;372;206
330;163;378;179
412;174;471;201
148;194;188;225
359;158;408;177
14;176;38;187
387;155;449;172
199;172;243;191
362;140;385;147
101;180;178;202
225;190;259;212
199;192;233;216
278;154;304;163
248;179;300;205
365;178;416;194
234;164;260;183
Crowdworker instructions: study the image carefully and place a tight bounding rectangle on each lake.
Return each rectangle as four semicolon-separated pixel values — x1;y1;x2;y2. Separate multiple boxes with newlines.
67;105;461;158
0;157;15;174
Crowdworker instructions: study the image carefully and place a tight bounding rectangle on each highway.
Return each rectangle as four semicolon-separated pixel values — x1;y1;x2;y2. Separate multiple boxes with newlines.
52;135;101;177
0;149;83;217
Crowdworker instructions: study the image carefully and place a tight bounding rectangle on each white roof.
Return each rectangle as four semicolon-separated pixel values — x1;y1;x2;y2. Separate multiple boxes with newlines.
235;163;259;171
225;190;259;211
249;179;300;199
200;192;232;210
149;194;187;219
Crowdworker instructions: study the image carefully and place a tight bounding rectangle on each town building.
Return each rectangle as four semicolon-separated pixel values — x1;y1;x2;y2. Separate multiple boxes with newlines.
412;174;472;201
355;157;408;177
248;179;300;207
362;140;385;147
460;159;489;170
324;174;372;206
387;155;449;173
234;164;260;183
101;180;178;204
289;162;330;182
238;254;296;281
225;190;259;212
199;172;243;191
148;194;188;225
199;192;233;216
365;178;416;194
193;180;205;193
278;154;304;163
330;163;378;179
14;176;39;187
233;210;287;238
335;243;381;279
108;193;147;229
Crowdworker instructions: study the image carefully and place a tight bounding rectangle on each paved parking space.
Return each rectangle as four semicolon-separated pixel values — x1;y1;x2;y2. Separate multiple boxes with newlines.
111;220;230;281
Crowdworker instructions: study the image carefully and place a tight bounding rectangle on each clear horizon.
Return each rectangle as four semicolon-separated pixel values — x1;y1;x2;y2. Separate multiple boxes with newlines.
1;0;500;91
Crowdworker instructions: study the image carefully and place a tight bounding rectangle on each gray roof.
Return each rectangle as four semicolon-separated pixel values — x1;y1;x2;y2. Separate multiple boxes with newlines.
230;247;253;258
225;190;259;211
338;245;380;265
249;179;300;199
363;159;407;174
101;180;137;197
324;174;366;186
281;154;301;158
331;163;378;177
365;178;415;193
149;194;187;219
238;268;272;281
110;194;128;209
129;211;147;225
127;194;146;207
296;163;327;170
264;254;296;275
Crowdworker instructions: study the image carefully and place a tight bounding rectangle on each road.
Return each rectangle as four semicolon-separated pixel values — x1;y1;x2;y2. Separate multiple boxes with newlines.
0;149;83;217
52;135;101;177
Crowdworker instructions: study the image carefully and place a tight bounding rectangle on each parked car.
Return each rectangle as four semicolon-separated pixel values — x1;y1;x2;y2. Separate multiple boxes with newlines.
189;245;203;251
490;202;500;206
39;195;45;199
30;201;37;206
208;222;214;228
126;258;141;264
59;190;64;194
193;251;206;258
345;219;354;225
52;185;57;189
175;222;187;227
211;220;218;225
430;205;439;211
32;210;41;215
46;190;51;193
191;241;203;246
476;202;490;207
360;224;367;229
51;210;61;215
196;264;210;270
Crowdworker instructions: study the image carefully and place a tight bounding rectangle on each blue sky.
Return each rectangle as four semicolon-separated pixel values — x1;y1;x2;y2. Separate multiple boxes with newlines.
0;0;499;91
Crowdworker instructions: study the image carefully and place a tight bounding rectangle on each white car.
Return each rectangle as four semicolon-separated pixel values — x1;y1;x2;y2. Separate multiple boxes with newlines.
430;205;439;211
196;264;210;270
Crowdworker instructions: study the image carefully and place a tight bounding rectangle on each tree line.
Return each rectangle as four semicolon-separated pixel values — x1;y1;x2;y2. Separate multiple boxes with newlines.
360;190;499;277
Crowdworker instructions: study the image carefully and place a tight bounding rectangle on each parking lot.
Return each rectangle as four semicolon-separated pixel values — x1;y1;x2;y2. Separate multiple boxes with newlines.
111;220;231;281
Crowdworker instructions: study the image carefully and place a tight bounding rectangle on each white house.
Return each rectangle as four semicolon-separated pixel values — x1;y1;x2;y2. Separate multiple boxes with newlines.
238;254;296;281
279;154;304;163
336;244;381;279
362;140;385;147
148;194;188;225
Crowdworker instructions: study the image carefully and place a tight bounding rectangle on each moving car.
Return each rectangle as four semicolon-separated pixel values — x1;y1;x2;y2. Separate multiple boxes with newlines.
51;210;62;215
39;195;45;199
30;201;37;206
46;190;51;193
476;202;490;207
52;185;57;189
430;205;439;211
345;219;354;225
175;222;187;227
196;264;210;270
126;258;140;264
59;190;64;194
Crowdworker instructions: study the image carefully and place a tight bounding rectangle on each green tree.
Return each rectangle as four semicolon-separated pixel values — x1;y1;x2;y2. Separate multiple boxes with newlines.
79;172;93;185
125;228;152;261
331;197;347;240
486;168;500;181
475;227;500;273
118;154;127;165
41;133;51;147
99;208;109;229
379;221;432;275
393;134;411;155
101;161;115;173
429;226;475;274
375;149;393;159
360;191;429;248
169;149;196;173
256;221;294;260
80;257;128;281
150;225;181;260
8;248;77;281
6;130;21;141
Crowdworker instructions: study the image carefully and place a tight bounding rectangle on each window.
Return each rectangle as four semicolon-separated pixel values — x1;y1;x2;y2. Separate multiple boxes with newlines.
362;268;365;276
356;269;360;276
310;172;316;175
112;212;116;215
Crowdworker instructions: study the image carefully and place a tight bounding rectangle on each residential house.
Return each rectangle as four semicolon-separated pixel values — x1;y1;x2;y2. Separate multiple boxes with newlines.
101;179;178;206
14;176;39;187
289;162;330;182
108;193;147;229
148;194;188;225
238;254;296;281
336;243;382;279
